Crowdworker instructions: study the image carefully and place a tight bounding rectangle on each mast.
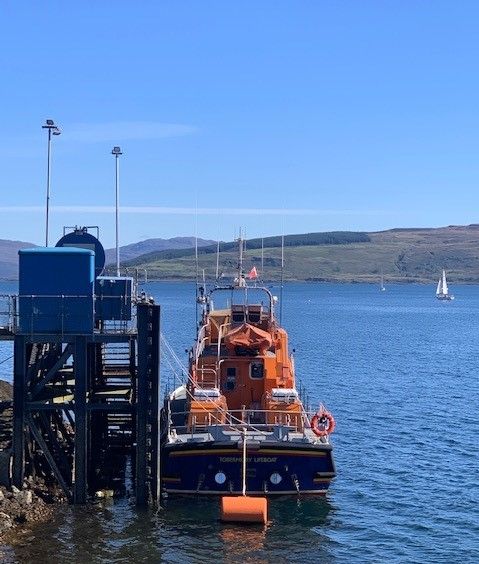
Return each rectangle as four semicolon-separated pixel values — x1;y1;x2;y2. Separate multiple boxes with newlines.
261;237;264;281
236;230;245;287
215;240;220;280
280;233;284;323
195;204;199;324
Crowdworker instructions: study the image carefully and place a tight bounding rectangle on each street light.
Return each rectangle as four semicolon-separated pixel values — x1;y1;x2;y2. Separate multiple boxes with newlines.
112;146;122;277
42;119;61;247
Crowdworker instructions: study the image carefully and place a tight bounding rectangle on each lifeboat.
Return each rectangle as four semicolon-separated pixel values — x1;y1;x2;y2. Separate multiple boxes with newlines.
160;236;336;502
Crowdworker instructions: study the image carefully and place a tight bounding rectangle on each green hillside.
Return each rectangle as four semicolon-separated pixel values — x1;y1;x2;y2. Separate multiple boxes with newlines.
121;225;479;283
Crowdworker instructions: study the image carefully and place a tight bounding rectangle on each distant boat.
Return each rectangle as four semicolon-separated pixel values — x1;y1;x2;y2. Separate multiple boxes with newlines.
436;270;454;301
380;271;386;292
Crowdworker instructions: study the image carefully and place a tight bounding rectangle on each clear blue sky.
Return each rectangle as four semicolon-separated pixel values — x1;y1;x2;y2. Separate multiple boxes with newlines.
1;1;478;247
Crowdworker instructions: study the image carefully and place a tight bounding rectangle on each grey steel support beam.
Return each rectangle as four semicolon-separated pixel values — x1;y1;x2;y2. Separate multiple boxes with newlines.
39;411;72;481
12;335;26;488
32;343;73;396
149;307;160;504
136;303;160;506
27;414;72;501
74;336;88;503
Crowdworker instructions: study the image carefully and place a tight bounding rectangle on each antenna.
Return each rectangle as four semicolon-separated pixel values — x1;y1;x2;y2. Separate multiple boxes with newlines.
261;237;264;281
280;233;284;323
215;239;220;280
239;230;244;279
236;228;245;287
195;201;199;325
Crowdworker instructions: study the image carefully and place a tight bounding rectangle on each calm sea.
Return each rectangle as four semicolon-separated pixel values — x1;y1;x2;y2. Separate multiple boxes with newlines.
1;281;478;563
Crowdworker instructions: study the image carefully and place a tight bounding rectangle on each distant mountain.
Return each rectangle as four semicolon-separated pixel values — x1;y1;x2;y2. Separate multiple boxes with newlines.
6;226;479;283
121;225;479;284
105;237;216;264
0;239;37;279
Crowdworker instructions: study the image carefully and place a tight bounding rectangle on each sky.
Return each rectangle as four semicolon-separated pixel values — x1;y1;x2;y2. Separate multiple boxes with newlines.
1;1;479;247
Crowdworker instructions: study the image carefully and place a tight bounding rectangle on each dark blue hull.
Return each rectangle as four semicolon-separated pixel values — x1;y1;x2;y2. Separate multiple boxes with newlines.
162;442;336;495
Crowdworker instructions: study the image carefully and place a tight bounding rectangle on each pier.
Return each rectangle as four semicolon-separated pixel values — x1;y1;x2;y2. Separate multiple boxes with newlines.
0;229;161;506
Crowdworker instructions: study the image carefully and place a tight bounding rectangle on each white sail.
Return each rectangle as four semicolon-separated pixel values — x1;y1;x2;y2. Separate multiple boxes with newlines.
442;270;448;295
436;276;442;295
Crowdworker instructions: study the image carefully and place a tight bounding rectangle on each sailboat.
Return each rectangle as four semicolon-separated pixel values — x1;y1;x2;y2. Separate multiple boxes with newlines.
380;271;386;292
436;269;454;301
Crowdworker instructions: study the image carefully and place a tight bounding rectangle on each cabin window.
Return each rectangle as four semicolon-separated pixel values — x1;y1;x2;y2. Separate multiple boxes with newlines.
224;367;236;391
232;305;246;323
247;306;262;323
250;362;264;379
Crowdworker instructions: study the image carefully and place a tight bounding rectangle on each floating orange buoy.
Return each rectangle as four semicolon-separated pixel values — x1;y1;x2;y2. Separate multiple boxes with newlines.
311;409;336;437
220;496;268;524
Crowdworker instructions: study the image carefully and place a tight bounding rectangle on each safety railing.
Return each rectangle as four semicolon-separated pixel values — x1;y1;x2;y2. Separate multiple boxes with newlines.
168;408;315;435
0;293;139;336
192;367;219;389
0;294;17;334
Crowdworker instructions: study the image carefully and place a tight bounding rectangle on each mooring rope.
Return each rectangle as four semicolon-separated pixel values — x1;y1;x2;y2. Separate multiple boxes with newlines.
0;355;13;365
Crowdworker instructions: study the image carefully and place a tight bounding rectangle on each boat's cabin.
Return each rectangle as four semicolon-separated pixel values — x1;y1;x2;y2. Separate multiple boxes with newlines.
181;285;306;432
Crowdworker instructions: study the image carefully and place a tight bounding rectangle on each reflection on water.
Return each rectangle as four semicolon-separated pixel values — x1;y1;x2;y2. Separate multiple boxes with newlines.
4;496;334;563
3;282;479;561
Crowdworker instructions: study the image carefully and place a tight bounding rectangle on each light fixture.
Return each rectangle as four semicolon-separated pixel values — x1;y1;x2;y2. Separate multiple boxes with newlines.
270;472;282;485
42;119;61;246
112;146;123;276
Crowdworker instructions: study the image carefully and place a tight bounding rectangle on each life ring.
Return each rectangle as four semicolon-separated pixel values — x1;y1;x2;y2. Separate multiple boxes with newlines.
311;410;336;437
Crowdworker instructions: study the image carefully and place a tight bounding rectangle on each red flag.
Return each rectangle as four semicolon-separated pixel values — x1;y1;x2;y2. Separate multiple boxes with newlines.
247;266;258;279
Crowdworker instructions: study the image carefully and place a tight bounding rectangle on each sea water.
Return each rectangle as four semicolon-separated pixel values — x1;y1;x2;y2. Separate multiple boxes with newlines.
1;281;478;563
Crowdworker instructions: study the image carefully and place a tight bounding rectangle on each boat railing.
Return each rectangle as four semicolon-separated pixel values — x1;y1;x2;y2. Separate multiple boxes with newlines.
169;408;317;435
194;367;218;388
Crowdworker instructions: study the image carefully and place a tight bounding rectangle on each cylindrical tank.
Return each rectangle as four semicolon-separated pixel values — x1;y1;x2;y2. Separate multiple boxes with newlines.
56;228;106;277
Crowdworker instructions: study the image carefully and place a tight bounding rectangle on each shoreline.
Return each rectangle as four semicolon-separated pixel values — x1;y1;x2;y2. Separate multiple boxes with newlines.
0;277;475;285
0;379;65;543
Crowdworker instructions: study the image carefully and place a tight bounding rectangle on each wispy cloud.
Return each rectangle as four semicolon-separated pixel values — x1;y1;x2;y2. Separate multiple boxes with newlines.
0;205;388;216
63;121;197;143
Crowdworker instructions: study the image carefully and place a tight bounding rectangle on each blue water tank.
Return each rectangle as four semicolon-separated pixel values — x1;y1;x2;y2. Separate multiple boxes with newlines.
56;228;106;277
18;247;95;334
95;277;133;321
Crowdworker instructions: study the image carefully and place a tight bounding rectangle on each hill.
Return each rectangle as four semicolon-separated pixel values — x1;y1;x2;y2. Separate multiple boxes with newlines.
122;225;479;284
4;226;479;283
0;239;37;279
104;237;216;264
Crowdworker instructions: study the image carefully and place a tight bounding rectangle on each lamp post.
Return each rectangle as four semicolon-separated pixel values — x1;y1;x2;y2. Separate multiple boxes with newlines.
42;119;61;246
112;146;122;277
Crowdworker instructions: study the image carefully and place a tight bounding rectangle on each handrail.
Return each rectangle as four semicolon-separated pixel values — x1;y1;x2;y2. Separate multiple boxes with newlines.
194;367;218;387
0;293;139;336
170;407;317;434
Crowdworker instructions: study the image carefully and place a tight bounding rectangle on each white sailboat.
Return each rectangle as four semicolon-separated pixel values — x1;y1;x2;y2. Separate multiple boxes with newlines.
436;269;454;301
380;271;386;292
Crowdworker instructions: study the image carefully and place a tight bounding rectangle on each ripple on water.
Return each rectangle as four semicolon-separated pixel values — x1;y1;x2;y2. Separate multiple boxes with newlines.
1;282;479;562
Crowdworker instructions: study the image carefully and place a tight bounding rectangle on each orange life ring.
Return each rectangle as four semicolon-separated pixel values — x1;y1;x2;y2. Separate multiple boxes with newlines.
311;410;336;437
